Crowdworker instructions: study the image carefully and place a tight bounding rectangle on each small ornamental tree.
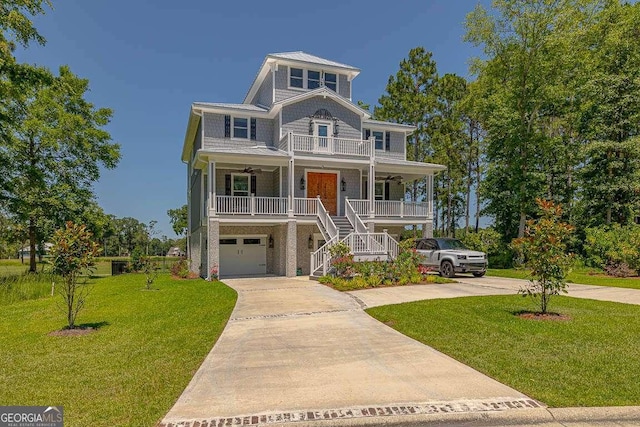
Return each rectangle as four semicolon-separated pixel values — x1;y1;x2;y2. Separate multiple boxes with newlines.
49;222;100;329
512;199;574;314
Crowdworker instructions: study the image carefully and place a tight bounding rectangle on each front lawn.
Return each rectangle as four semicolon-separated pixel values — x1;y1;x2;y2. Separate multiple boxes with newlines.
367;295;640;407
488;267;640;290
0;273;237;427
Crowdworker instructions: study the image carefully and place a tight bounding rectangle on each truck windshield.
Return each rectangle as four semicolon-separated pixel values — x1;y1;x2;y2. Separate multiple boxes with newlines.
438;239;468;250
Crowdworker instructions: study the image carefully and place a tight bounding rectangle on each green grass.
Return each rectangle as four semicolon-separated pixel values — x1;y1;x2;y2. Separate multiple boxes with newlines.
0;273;237;426
367;295;640;407
488;267;640;290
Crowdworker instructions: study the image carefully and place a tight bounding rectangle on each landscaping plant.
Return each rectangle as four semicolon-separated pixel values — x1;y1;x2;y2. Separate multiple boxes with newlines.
140;256;160;290
512;199;574;314
49;222;100;329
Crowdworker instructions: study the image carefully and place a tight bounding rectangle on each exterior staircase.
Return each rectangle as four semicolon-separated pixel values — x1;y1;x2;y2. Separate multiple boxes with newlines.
331;216;354;240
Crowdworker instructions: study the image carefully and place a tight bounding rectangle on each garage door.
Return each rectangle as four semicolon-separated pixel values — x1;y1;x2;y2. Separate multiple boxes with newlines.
219;236;267;277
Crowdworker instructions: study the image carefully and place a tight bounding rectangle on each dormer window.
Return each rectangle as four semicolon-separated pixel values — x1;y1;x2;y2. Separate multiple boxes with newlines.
289;67;338;92
290;67;304;88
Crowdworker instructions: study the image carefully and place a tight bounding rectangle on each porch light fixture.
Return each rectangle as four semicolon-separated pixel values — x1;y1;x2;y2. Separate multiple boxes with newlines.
333;119;340;136
308;235;313;249
268;235;274;248
300;176;306;190
341;177;346;192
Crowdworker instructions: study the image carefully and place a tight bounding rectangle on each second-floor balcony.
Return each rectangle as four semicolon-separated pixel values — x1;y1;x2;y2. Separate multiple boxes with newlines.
279;133;373;158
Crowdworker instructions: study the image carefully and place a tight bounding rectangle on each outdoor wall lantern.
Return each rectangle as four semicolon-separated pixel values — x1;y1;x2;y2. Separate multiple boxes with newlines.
308;235;314;249
268;235;274;248
300;176;306;190
333;119;340;136
341;177;346;192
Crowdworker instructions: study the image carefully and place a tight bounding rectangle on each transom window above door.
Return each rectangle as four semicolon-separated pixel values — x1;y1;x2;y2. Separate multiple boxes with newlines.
289;67;338;92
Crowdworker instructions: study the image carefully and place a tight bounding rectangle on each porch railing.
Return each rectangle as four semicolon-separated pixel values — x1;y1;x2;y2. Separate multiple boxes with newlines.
293;198;318;216
349;199;432;218
216;196;288;215
281;133;373;157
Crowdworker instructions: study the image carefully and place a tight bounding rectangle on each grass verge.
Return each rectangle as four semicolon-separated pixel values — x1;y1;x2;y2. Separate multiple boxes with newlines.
367;295;640;407
487;267;640;290
0;273;237;426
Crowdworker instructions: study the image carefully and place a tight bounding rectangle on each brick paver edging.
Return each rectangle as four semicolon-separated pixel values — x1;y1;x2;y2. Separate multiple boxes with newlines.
159;397;542;427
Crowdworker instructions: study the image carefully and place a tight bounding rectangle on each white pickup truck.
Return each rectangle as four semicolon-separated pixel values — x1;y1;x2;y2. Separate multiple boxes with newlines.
415;238;487;278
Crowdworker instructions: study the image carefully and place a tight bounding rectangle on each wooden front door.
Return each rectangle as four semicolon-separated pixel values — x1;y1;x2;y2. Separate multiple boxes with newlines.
307;172;338;215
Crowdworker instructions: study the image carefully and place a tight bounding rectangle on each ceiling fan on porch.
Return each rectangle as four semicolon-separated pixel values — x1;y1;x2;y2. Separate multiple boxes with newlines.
233;166;263;175
377;175;403;183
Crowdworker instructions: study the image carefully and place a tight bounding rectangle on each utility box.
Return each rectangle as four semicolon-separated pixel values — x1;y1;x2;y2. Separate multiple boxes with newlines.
111;260;128;276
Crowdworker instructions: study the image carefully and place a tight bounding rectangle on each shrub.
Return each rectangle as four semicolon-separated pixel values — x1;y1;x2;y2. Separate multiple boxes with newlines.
584;225;640;274
49;222;100;329
512;199;574;314
328;241;354;277
461;228;515;268
170;257;191;278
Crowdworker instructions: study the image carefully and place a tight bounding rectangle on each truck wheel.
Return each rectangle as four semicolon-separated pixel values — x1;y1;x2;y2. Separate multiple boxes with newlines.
440;260;455;278
472;271;486;277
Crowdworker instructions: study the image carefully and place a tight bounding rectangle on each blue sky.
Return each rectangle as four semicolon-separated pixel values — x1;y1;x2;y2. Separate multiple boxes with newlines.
15;0;488;237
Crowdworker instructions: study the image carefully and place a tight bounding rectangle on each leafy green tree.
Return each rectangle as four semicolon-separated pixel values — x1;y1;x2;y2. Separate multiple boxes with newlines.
512;199;575;314
431;73;468;236
465;0;594;239
49;221;101;329
577;1;640;226
167;205;187;237
1;66;120;272
374;47;439;202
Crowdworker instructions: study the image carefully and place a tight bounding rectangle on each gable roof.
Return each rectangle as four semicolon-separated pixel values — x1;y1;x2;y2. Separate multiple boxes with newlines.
244;51;361;104
271;86;371;119
193;102;269;113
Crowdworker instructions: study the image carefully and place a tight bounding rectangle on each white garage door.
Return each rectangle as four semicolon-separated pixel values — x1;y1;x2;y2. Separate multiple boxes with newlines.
219;236;267;277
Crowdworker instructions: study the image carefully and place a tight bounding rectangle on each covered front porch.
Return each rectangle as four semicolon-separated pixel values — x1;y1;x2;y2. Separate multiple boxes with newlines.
201;151;441;222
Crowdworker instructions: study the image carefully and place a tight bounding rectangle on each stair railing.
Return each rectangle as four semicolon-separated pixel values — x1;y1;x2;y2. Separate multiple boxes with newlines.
316;196;338;240
310;198;339;275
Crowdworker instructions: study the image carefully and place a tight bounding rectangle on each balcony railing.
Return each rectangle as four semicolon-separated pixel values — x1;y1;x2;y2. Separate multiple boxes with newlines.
216;196;288;215
349;199;432;218
280;133;373;158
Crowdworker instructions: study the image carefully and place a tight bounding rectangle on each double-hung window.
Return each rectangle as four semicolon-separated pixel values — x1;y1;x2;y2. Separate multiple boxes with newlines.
290;67;304;88
323;72;337;91
233;118;248;139
232;174;250;196
363;128;391;151
308;70;321;89
225;115;257;140
374;182;385;201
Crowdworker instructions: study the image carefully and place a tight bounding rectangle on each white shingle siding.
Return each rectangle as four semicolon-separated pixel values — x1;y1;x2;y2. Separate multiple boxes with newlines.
281;97;362;140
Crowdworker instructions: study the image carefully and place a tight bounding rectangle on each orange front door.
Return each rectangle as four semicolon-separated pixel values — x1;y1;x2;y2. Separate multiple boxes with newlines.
307;172;338;215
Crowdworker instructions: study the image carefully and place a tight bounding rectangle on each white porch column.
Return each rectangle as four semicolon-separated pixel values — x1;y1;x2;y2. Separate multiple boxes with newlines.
424;173;434;238
368;162;375;219
288;132;295;217
288;157;295;217
208;161;216;216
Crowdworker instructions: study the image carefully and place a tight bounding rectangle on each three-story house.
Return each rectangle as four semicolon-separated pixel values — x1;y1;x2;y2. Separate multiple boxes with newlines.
182;52;445;278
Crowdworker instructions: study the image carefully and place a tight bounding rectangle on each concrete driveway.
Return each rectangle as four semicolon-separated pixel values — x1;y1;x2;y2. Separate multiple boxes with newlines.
350;275;640;308
161;277;540;426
